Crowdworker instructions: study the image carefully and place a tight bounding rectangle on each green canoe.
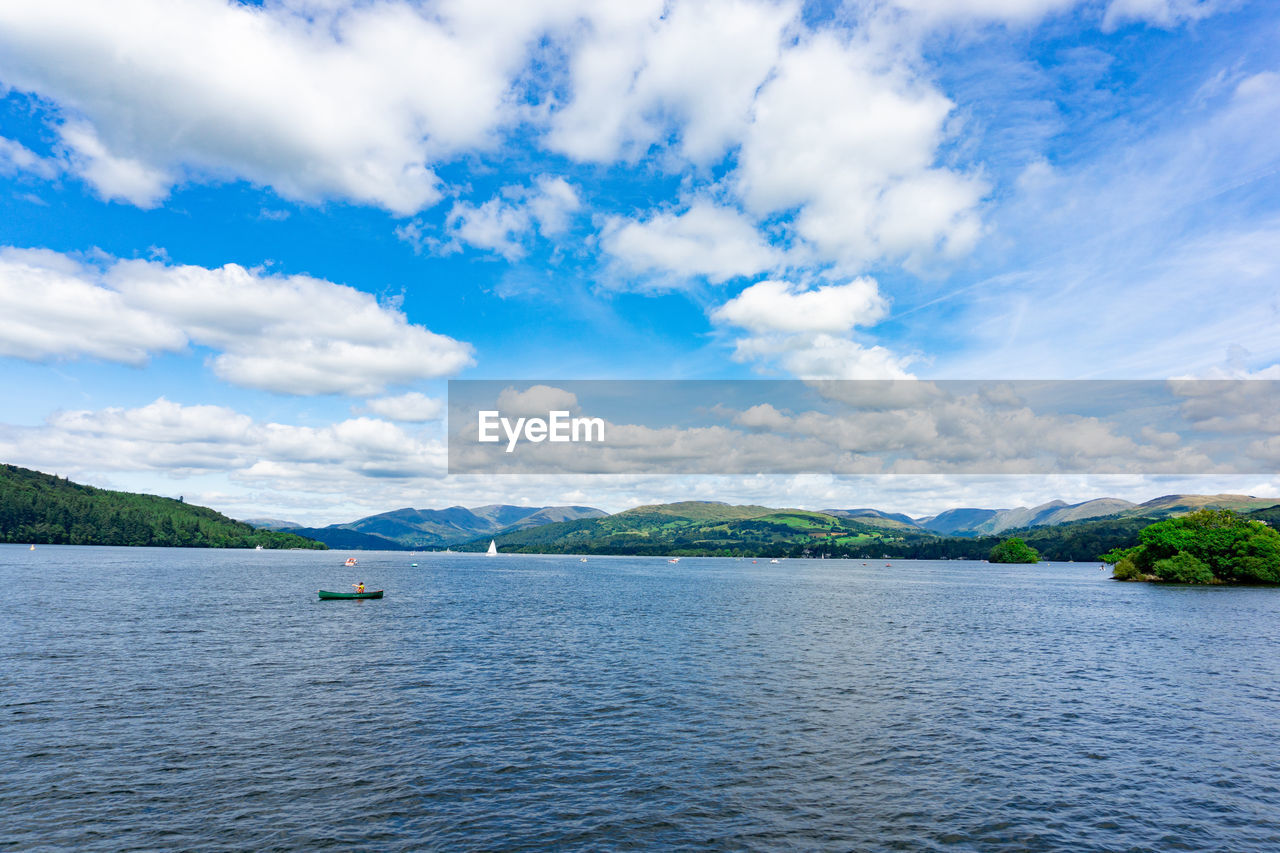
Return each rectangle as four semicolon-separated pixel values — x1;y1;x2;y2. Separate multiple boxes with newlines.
318;589;384;600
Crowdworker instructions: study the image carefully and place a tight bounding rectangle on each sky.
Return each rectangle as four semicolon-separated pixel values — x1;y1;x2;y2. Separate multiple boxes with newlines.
1;0;1279;524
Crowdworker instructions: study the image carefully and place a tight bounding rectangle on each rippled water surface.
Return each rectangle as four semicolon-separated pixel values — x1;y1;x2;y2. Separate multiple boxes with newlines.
3;546;1280;851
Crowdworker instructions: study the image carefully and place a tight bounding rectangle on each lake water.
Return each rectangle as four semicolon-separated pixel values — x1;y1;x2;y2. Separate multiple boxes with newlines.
3;546;1279;851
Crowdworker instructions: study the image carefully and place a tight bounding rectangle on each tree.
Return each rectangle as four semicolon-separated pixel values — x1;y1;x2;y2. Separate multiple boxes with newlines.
1102;509;1280;584
989;537;1040;563
1152;552;1213;584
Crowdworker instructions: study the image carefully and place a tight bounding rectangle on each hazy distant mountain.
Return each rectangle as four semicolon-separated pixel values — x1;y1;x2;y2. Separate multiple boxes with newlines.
274;526;403;550
822;508;919;529
917;508;1003;536
281;504;607;549
915;495;1274;537
242;517;303;530
979;498;1139;535
1123;494;1280;517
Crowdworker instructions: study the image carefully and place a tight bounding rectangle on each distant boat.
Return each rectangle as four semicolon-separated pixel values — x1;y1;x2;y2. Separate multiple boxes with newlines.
318;589;383;600
487;540;498;556
580;557;587;562
770;559;779;564
344;557;358;566
29;544;35;551
668;557;680;563
255;545;263;551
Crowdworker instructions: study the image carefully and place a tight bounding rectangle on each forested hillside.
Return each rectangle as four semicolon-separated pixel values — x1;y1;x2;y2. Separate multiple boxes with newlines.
0;464;325;549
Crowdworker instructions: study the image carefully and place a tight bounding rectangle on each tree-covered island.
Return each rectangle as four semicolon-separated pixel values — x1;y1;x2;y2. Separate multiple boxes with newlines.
1104;509;1280;584
988;537;1040;563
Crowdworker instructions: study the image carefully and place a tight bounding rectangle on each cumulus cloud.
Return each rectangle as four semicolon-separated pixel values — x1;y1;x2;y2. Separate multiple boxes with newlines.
0;0;535;213
0;248;187;363
439;176;582;259
739;334;917;380
362;392;445;423
0;0;987;276
600;202;783;285
736;34;987;271
711;278;914;379
450;381;1238;475
546;0;794;163
496;384;580;416
710;278;888;334
0;397;446;480
0;247;474;394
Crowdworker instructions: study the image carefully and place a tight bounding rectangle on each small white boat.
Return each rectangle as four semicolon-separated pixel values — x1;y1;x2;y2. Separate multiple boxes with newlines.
579;557;587;562
667;557;680;563
486;539;498;556
29;544;36;551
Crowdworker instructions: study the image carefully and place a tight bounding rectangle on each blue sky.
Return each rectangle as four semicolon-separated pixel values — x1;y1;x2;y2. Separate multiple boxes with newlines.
1;0;1278;522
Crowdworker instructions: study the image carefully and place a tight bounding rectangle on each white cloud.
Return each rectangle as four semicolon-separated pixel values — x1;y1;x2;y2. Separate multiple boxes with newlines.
0;247;474;395
1103;0;1224;30
496;384;580;416
57;121;171;207
710;278;888;334
736;33;987;271
0;0;987;275
546;0;794;163
0;136;60;180
0;397;445;480
0;0;539;213
440;176;582;259
734;333;917;379
888;0;1080;24
362;392;445;423
0;248;187;363
711;277;913;378
600;202;782;285
526;176;581;236
446;196;532;260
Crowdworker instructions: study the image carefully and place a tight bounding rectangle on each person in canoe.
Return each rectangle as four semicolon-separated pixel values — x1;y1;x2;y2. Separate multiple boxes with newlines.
353;582;365;593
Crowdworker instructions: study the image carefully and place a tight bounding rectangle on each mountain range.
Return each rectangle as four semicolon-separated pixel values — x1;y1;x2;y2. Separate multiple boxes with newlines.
263;504;608;550
458;494;1280;560
910;494;1280;536
251;493;1280;552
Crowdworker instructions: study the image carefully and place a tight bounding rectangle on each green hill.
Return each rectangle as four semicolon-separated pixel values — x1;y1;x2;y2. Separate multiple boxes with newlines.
465;500;1222;561
273;503;608;549
464;501;931;557
1122;494;1280;518
0;464;325;549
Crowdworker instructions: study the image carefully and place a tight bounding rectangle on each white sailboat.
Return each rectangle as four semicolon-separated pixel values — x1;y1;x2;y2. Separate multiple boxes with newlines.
486;539;498;556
